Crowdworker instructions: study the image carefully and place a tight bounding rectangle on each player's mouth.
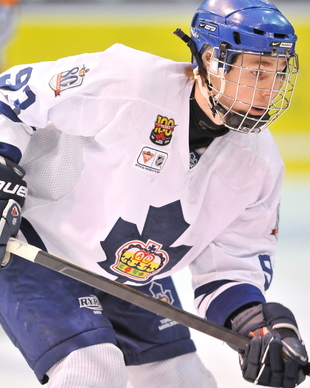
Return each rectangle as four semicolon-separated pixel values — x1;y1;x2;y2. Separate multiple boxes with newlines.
249;107;268;116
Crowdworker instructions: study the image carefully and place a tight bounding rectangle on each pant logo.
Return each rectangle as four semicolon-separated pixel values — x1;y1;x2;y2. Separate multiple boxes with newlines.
78;295;103;314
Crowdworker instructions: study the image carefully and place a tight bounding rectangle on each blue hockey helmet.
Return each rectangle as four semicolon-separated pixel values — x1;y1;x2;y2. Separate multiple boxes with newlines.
174;0;299;134
190;0;298;69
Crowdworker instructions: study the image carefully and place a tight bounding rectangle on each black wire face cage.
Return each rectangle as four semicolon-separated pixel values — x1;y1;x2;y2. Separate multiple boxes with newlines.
206;48;299;134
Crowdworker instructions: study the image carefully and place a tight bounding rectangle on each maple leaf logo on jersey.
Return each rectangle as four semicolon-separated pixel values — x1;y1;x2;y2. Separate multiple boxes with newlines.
49;65;89;97
98;201;192;284
149;281;174;304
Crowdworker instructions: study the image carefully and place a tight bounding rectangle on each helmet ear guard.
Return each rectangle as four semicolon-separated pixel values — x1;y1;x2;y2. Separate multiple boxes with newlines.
209;58;219;75
175;0;299;134
206;45;227;76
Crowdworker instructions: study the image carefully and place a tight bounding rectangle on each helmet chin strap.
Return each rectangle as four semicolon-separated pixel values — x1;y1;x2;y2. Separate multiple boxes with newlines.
193;67;217;114
215;104;271;132
194;66;232;127
173;28;207;79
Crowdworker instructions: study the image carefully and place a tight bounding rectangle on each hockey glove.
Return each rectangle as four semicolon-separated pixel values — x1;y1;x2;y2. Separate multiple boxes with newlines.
0;157;27;266
231;302;308;388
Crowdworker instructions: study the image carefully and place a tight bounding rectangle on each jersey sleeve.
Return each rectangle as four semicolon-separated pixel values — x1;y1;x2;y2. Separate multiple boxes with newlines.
190;134;284;327
0;45;130;161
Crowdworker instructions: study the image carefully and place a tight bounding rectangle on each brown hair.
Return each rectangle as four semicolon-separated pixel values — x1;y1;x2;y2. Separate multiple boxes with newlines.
184;65;195;79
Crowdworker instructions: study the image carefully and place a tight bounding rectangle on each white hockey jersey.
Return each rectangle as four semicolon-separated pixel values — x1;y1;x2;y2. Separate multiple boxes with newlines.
0;44;284;324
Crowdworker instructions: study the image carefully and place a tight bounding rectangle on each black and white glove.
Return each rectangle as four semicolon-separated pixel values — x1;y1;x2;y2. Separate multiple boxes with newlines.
231;303;308;388
0;156;27;265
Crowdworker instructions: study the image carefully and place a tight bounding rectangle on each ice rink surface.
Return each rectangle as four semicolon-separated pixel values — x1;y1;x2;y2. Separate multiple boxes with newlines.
0;176;310;388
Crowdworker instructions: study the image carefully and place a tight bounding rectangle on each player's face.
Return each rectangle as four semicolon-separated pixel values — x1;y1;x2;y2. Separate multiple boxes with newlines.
211;53;287;117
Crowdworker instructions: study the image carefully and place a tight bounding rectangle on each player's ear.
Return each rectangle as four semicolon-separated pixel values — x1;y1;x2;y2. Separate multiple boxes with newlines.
203;51;211;64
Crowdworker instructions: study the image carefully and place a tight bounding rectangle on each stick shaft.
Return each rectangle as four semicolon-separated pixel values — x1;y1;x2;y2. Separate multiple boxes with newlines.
7;238;310;376
6;237;250;350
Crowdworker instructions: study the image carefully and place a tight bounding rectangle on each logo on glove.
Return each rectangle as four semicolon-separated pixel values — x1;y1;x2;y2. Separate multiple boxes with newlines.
0;181;27;198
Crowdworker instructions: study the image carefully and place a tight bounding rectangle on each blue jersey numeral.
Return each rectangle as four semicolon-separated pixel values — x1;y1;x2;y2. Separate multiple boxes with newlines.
259;254;273;291
0;67;36;112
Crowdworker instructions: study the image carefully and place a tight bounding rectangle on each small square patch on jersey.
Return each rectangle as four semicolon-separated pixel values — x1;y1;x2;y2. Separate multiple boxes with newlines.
136;146;168;173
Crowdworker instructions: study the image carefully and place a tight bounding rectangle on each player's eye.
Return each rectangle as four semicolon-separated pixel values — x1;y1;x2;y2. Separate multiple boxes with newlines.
252;70;264;79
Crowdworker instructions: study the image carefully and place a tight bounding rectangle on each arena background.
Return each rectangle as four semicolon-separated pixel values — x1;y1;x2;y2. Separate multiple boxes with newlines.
0;1;310;388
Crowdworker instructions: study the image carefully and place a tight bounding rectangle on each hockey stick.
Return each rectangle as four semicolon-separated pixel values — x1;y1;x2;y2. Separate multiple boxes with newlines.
5;236;310;378
5;237;249;350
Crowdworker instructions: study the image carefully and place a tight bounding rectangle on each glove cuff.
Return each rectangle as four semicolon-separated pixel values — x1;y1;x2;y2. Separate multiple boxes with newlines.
231;302;300;338
231;303;265;336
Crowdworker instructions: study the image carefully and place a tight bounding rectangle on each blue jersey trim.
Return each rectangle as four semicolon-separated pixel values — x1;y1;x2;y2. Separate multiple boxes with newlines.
20;217;47;251
0;101;22;123
206;283;266;326
194;279;234;302
0;142;22;163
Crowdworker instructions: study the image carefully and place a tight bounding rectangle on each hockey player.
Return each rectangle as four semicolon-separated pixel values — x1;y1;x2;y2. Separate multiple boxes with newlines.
0;0;308;387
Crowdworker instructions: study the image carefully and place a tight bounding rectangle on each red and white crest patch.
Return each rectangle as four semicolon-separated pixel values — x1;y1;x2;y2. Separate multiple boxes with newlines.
49;65;89;97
